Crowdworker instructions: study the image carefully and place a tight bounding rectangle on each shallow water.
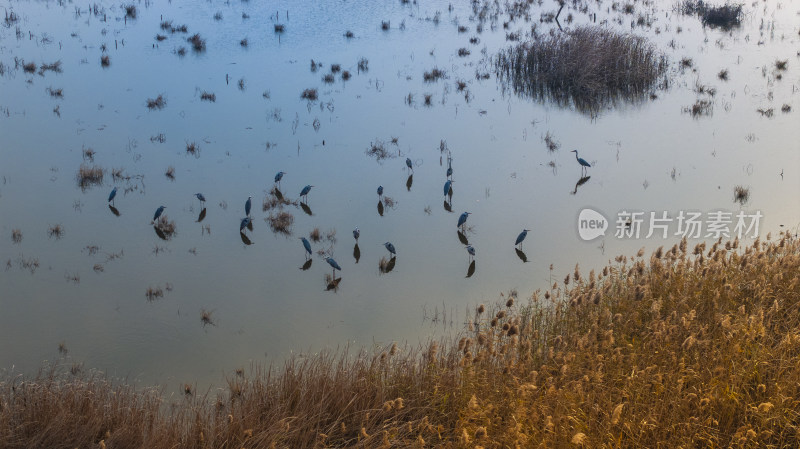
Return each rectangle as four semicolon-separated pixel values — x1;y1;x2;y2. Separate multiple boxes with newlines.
0;0;798;391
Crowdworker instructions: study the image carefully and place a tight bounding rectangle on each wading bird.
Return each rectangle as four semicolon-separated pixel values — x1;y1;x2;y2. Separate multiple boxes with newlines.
377;185;383;197
466;245;475;261
108;187;117;204
300;185;313;201
153;205;166;222
353;227;360;241
325;257;342;274
571;150;591;174
300;237;312;257
444;179;453;197
384;241;396;256
195;193;206;205
245;196;252;217
274;171;285;186
406;157;413;172
515;229;530;248
240;216;251;232
457;211;471;229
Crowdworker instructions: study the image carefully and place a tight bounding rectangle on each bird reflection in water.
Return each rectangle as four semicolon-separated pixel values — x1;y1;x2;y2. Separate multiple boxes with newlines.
406;174;413;191
457;230;469;245
466;260;476;278
108;204;120;217
515;248;528;263
353;244;361;263
240;231;253;246
571;175;591;195
300;259;313;271
196;208;207;223
379;256;396;274
443;200;453;213
377;200;384;216
325;275;342;291
300;202;313;216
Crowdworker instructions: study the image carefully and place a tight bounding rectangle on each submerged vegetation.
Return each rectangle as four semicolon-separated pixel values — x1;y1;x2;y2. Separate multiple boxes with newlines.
2;235;799;446
496;26;668;115
679;1;743;29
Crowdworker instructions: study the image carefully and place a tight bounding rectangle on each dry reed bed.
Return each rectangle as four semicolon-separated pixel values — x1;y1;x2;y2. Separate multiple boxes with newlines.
496;26;668;114
2;234;799;447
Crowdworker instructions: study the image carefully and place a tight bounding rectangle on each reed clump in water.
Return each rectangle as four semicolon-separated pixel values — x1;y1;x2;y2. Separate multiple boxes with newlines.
268;211;294;235
77;164;103;190
496;26;668;115
146;94;166;110
154;216;177;239
3;235;800;447
680;1;743;29
301;88;318;101
187;34;205;51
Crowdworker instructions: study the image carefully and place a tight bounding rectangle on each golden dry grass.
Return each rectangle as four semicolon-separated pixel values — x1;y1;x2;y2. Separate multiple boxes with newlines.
2;234;799;447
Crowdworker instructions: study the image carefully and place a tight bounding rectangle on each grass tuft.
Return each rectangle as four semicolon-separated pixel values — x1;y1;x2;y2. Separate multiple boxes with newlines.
268;211;294;235
146;94;166;110
496;26;668;115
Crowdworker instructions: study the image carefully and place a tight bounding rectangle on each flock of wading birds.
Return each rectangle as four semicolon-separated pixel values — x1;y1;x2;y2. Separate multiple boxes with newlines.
105;151;593;277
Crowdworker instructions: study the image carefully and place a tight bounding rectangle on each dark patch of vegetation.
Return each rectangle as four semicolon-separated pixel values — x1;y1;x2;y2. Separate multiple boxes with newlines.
22;61;37;73
11;229;22;244
496;27;668;116
423;94;433;106
344;30;354;38
48;224;64;239
155;34;167;42
358;57;369;72
238;78;245;91
47;87;63;98
240;38;248;47
145;286;163;302
543;131;560;152
213;12;223;21
342;71;351;81
301;88;318;101
77;164;103;190
268;211;294;235
775;59;788;71
322;73;335;84
154;216;177;240
781;104;791;113
200;91;215;102
366;139;396;162
100;55;110;67
201;309;215;326
330;64;341;73
684;99;713;117
188;34;205;51
381;20;390;30
39;61;62;74
457;48;470;57
717;69;728;80
165;166;175;180
680;1;743;29
423;67;446;82
185;141;199;157
146;95;166;110
124;4;137;19
176;47;186;56
756;108;774;118
274;24;285;33
733;185;750;205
